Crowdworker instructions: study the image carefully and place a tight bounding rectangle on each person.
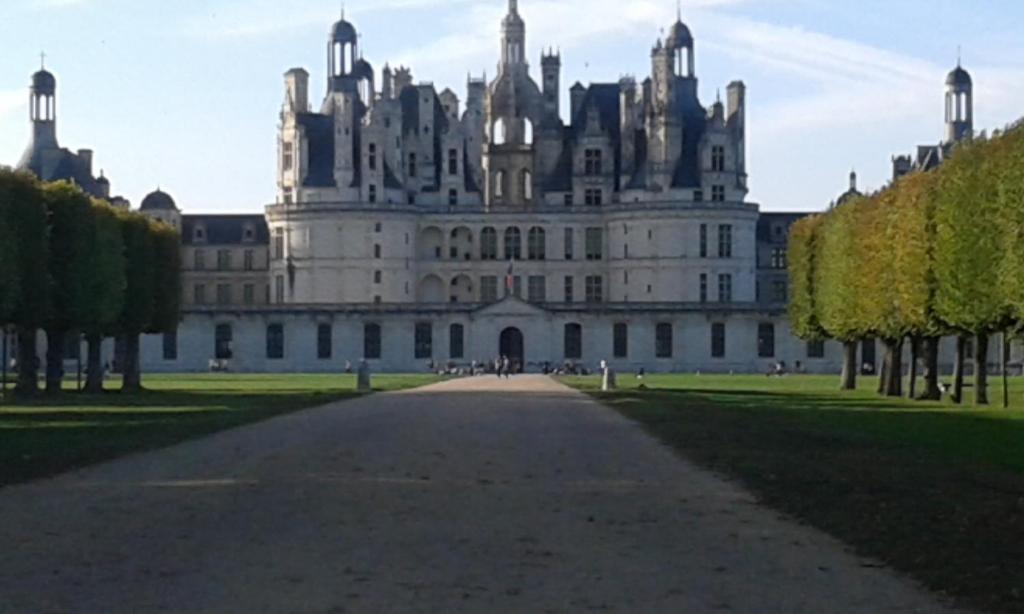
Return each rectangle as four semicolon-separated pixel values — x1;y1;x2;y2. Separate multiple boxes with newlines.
502;355;511;379
495;356;504;378
344;360;352;374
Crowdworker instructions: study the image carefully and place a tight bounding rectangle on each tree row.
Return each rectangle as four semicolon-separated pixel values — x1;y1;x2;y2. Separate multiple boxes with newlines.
0;169;181;395
788;123;1024;404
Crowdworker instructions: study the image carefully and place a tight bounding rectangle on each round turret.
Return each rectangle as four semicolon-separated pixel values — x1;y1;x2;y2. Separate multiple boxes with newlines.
946;66;972;88
140;188;178;212
331;18;357;44
666;20;694;50
31;69;56;95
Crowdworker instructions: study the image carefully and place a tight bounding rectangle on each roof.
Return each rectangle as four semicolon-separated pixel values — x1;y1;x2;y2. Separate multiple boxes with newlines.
296;112;336;188
331;19;357;43
946;66;972;87
756;212;810;242
32;69;56;94
17;145;106;198
181;215;269;246
667;20;694;49
140;189;177;211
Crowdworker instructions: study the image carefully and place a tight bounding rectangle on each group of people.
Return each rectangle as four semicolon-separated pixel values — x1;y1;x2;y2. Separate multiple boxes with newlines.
494;356;518;378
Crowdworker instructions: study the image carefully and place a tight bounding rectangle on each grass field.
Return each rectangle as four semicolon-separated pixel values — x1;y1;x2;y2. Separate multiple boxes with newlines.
0;374;441;489
563;374;1024;614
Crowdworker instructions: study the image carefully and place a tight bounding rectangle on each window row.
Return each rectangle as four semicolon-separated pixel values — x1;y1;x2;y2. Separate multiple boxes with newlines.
193;283;264;306
193;249;260;271
698;224;733;258
479;227;603;261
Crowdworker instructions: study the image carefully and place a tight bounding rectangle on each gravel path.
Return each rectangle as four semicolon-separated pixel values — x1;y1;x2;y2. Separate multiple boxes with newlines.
0;375;963;613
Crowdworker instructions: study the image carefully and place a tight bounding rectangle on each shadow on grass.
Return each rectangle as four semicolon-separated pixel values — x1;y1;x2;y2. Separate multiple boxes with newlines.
576;382;1024;614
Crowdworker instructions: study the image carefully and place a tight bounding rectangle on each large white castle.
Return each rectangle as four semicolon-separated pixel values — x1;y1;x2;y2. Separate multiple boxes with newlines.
28;2;992;374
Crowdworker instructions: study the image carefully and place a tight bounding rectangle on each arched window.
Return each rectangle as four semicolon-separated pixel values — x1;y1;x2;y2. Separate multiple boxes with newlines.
504;227;522;260
480;227;498;260
527;227;546;261
493;118;507;145
524;118;534;145
522;169;532;200
494;171;505;198
564;323;582;360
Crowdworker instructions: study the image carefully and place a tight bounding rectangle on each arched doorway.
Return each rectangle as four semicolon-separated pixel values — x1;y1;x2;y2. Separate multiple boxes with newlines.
499;327;525;372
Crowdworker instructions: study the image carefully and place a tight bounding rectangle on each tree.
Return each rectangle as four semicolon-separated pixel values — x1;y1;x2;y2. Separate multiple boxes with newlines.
116;213;156;393
0;170;49;395
934;139;1008;405
83;202;126;394
0;178;20;325
41;182;96;394
888;171;944;400
814;199;870;390
147;222;182;349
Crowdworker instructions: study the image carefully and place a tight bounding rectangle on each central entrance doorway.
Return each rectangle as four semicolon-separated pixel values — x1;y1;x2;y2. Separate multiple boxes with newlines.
499;327;525;373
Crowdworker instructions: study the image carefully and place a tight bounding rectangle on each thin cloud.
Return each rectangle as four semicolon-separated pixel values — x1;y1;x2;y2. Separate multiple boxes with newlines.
0;90;26;121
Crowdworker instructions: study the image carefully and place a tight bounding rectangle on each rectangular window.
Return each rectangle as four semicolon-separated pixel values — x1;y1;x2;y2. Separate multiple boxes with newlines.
656;323;673;358
217;249;231;271
282;141;294;171
408;152;416;178
364;323;382;359
563;276;575;303
275;275;285;304
699;273;708;303
448;189;458;206
694;189;704;202
449;324;464;359
273;229;284;260
585;275;604;303
758;323;776;358
772;280;788;303
374;244;382;259
564;323;583;360
511;276;522;299
266;324;285;360
718;225;733;258
215;324;233;360
718;274;733;303
317;324;332;360
584;149;603;175
368;185;377;203
414;323;433;359
699;224;708;258
243;284;255;305
194;284;206;305
711;323;726;358
162;331;178;361
194;249;206;271
216;284;231;305
368;143;377;171
584;189;603;206
807;339;826;359
585;227;603;260
481;276;498;303
564;193;573;207
712;185;726;202
448;149;458;175
711;145;725;172
564;228;575;260
771;248;787;269
528;276;546;303
244;249;255;271
613;323;628;358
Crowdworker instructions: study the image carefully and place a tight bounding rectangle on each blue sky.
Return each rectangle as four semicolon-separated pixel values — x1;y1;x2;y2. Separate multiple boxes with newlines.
2;0;1023;213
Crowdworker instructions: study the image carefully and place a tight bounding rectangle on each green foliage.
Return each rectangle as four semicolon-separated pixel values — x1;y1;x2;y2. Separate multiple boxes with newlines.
42;181;96;331
83;201;126;336
117;212;156;334
994;128;1024;325
888;171;943;337
814;199;869;342
0;170;49;329
787;215;826;340
0;176;19;323
148;222;181;335
934;139;1006;334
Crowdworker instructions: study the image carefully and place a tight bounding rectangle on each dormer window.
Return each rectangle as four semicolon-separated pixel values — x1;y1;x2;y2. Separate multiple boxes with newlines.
243;225;255;243
194;225;206;243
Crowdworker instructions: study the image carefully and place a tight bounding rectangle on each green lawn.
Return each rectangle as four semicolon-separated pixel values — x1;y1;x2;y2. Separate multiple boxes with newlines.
0;374;441;489
563;374;1024;614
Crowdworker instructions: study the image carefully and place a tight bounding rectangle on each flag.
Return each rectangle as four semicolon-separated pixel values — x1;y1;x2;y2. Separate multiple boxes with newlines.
505;258;515;292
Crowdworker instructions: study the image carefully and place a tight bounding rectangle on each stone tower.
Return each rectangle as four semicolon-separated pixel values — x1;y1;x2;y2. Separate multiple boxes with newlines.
944;61;973;143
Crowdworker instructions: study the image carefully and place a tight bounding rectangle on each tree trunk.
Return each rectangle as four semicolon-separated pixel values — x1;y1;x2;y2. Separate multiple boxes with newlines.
919;337;942;401
120;333;142;393
888;337;905;395
85;333;104;394
908;337;919;399
877;340;890;396
840;341;858;390
952;335;966;405
15;328;39;395
975;333;990;406
45;328;66;395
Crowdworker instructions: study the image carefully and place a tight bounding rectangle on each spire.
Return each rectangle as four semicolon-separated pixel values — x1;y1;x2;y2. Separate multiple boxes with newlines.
849;169;857;191
509;0;518;14
677;0;682;21
40;51;46;69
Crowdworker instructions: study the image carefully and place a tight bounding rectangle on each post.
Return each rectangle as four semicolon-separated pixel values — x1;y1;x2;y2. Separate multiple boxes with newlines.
1002;331;1010;409
76;334;82;393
